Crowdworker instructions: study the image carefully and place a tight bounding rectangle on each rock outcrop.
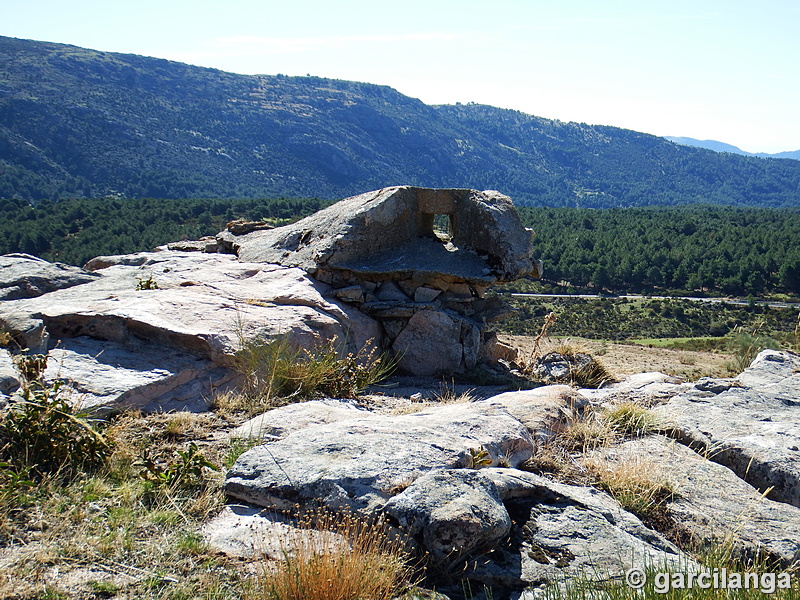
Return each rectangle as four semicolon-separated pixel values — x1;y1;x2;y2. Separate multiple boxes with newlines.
225;398;539;513
0;253;100;300
654;350;800;508
220;386;692;593
217;186;542;375
217;186;539;282
593;435;800;567
0;186;542;408
0;250;379;413
217;350;800;595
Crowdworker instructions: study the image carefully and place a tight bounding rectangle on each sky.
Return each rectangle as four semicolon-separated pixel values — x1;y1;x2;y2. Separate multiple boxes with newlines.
2;0;799;153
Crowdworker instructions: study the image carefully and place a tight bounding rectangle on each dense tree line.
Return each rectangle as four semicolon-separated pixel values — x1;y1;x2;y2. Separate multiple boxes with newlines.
516;206;800;297
2;197;799;300
0;197;326;266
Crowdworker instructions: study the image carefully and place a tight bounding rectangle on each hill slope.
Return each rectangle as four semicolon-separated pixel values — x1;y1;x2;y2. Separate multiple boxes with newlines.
2;35;800;207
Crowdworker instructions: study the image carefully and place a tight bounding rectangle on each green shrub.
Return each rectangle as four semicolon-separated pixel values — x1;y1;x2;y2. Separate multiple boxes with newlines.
136;441;219;490
0;380;112;481
234;334;396;403
135;274;159;290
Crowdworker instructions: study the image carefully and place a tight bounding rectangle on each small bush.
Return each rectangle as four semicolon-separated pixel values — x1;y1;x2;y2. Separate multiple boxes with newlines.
136;441;219;490
0;380;112;481
467;446;492;469
135;274;159;290
13;353;48;382
224;437;260;469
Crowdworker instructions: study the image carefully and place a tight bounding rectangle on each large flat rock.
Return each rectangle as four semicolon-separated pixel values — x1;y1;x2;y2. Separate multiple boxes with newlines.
225;400;540;513
43;336;234;413
654;350;800;508
217;186;539;282
0;253;100;301
0;251;380;413
594;435;800;567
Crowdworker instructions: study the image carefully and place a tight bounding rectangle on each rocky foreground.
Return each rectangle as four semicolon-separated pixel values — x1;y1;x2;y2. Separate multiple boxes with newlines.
1;187;799;598
211;351;800;598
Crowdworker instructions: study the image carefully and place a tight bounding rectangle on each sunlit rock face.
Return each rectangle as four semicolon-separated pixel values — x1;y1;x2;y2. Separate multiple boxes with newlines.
217;186;541;375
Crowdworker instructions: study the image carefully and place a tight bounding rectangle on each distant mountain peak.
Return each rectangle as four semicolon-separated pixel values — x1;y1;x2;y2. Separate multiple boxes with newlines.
665;136;800;161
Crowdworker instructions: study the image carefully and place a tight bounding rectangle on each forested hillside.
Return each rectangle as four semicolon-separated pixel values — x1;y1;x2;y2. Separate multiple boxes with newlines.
2;36;800;207
2;196;798;299
518;206;800;297
0;197;326;266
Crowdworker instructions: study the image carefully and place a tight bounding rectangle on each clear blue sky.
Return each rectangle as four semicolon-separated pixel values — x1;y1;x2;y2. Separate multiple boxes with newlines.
3;0;799;153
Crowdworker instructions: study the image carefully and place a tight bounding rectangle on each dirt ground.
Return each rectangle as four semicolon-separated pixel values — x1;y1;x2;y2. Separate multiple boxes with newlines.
500;334;735;382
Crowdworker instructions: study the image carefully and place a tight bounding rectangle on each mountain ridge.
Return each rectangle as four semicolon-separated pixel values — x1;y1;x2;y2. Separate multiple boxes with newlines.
664;136;800;160
2;35;800;207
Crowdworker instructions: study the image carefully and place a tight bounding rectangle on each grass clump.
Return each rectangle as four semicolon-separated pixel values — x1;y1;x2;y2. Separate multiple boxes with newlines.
0;407;233;598
243;508;413;600
727;329;780;374
604;401;663;437
234;334;395;406
582;455;675;525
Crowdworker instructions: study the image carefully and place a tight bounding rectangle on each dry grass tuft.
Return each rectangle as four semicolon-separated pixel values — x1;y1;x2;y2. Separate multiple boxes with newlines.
243;508;414;600
560;415;616;452
604;401;664;437
583;455;675;524
234;334;396;407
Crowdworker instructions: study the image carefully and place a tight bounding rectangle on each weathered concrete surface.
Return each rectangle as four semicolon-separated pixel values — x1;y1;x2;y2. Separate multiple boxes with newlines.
654;350;800;508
